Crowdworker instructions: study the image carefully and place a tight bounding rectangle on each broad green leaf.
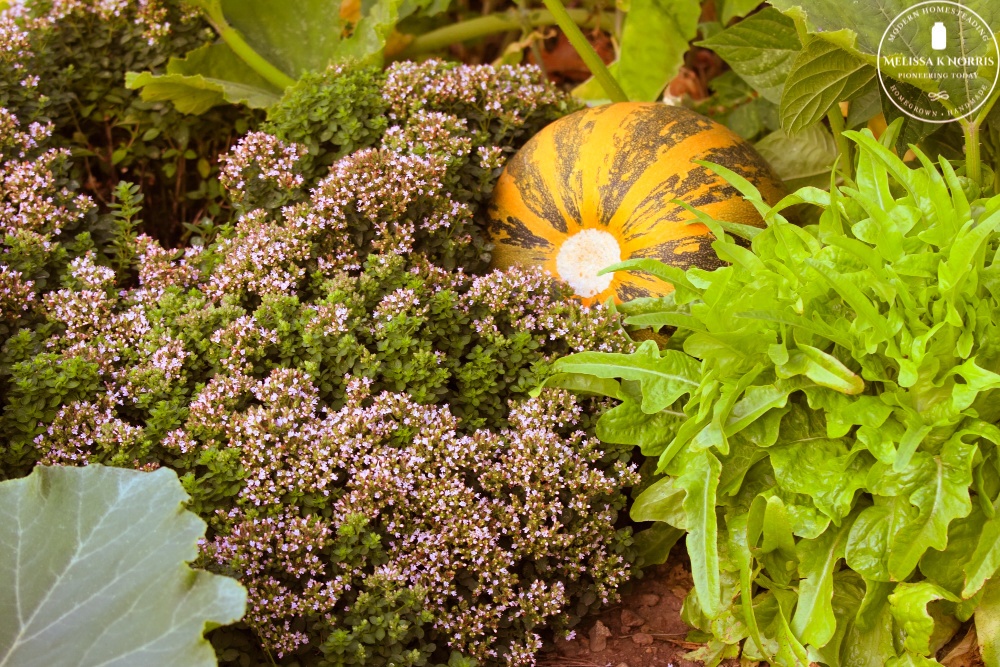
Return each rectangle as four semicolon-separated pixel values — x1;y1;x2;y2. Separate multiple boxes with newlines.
596;396;685;455
551;340;700;414
846;499;912;582
335;0;405;64
770;0;1000;111
886;653;946;667
888;582;959;656
812;571;866;667
631;475;687;527
770;434;868;523
919;507;987;597
978;576;1000;667
720;0;772;26
845;79;881;128
132;0;411;114
0;465;246;666
843;588;898;667
779;38;874;133
768;0;1000;64
885;438;975;581
697;9;801;104
961;511;1000;598
741;590;811;664
530;373;621;399
617;0;701;101
880;82;937;156
754;123;838;191
634;523;685;566
677;450;722;618
791;517;854;647
219;0;343;77
126;43;282;114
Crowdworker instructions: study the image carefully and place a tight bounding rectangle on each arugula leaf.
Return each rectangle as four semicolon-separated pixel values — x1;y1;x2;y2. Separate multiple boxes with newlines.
631;475;687;527
596;395;685;455
978;577;1000;667
634;523;685;566
551;341;699;414
677;450;722;618
888;582;960;656
791;517;854;647
880;438;975;581
546;124;1000;658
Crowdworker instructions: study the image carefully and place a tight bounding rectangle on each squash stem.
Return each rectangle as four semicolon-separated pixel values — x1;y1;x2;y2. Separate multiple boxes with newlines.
539;0;628;103
397;9;613;58
201;6;296;90
827;106;852;184
962;119;982;185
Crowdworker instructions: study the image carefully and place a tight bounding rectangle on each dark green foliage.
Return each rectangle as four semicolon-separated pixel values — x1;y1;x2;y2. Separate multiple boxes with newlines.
1;33;637;663
0;348;101;476
0;0;259;247
108;181;144;275
265;65;389;186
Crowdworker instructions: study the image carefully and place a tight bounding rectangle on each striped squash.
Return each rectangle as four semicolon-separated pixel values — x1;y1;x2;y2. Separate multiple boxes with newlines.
487;102;786;305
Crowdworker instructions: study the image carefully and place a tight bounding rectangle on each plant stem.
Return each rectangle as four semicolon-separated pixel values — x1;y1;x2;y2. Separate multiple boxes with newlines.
827;106;852;184
398;8;613;58
539;0;628;103
963;119;982;184
201;8;295;90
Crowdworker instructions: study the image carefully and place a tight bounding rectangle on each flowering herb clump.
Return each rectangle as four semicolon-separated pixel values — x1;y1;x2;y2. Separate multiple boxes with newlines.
1;57;638;666
263;64;390;186
0;106;99;345
0;0;257;244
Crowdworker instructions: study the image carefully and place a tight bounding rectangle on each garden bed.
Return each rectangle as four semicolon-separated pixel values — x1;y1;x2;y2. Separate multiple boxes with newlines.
3;1;1000;666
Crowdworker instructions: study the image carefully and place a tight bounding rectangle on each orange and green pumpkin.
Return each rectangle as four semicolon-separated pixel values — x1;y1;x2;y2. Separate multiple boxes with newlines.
487;102;786;305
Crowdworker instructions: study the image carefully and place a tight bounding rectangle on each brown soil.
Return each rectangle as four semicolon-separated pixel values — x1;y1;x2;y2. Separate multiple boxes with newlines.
539;547;987;667
539;555;722;667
